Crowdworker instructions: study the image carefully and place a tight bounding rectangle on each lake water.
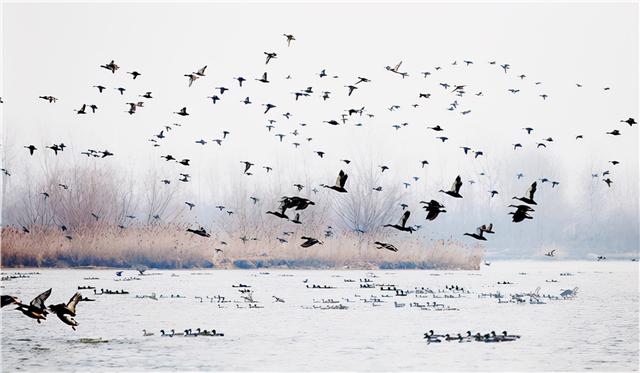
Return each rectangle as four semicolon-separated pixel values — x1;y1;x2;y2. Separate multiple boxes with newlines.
1;261;638;371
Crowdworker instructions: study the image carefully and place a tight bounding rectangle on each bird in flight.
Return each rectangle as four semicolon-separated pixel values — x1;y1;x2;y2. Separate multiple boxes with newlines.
384;211;415;233
283;34;295;46
439;175;463;198
264;52;277;64
374;241;398;252
100;60;119;73
321;170;348;193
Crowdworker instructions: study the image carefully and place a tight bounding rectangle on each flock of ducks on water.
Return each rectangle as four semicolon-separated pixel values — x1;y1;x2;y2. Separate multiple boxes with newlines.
2;265;584;334
148;328;224;337
424;330;520;343
4;31;635;258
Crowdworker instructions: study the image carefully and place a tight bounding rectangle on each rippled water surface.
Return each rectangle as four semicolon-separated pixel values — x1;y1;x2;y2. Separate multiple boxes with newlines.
1;261;638;371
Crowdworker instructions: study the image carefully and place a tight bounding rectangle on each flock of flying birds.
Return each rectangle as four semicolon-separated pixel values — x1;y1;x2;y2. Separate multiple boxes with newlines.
2;290;82;330
5;32;637;255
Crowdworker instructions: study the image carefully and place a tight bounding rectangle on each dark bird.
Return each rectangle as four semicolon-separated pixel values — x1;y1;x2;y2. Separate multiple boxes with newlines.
184;73;199;87
480;223;495;234
606;130;621;136
509;205;534;223
439;175;463;198
374;241;398;252
174;107;189;116
100;60;119;73
187;227;211;237
256;72;269;83
15;289;51;323
241;161;254;174
185;202;195;210
545;250;556;257
603;178;613;187
464;226;487;241
345;85;358;96
264;52;277;64
513;182;537;205
2;295;22;308
75;104;87;114
384;211;415;233
266;202;289;220
24;145;37;155
420;200;446;221
39;95;58;103
620;117;636;126
283;34;295;46
280;196;315;211
263;103;276;113
48;292;82;330
93;85;106;93
195;65;207;76
291;213;302;225
300;236;323;248
321;170;348;193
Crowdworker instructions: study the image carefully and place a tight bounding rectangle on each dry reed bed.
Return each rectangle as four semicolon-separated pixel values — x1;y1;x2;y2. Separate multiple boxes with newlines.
1;225;483;270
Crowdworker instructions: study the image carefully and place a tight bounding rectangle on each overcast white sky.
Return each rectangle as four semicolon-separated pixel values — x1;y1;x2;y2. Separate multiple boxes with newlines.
1;2;638;256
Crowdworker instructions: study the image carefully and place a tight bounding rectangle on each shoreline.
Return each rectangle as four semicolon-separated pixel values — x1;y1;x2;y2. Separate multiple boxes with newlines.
1;258;637;271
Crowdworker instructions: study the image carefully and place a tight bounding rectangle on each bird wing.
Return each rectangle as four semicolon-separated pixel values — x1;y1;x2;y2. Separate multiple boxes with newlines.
31;288;52;310
394;61;403;71
400;211;410;228
476;227;484;237
337;170;348;188
262;72;268;81
453;175;462;193
527;182;537;199
66;292;83;315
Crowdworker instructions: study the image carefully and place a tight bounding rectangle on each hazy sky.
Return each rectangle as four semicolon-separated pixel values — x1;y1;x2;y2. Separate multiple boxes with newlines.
2;2;638;257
